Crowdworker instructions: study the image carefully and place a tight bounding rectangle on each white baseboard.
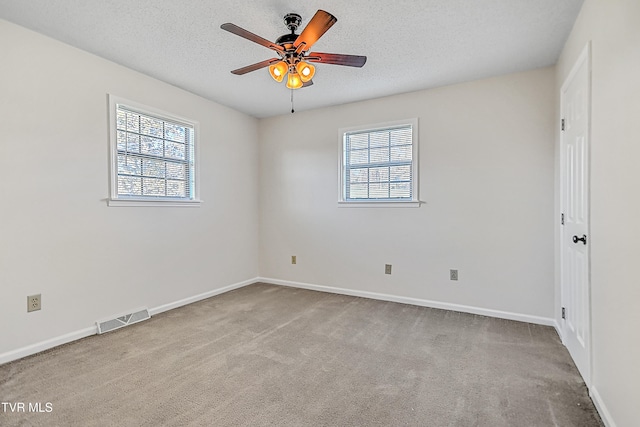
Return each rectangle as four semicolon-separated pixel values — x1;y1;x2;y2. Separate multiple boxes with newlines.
590;386;617;427
0;326;97;366
0;278;259;366
148;277;258;316
257;277;556;327
0;277;558;364
259;278;617;426
553;319;563;341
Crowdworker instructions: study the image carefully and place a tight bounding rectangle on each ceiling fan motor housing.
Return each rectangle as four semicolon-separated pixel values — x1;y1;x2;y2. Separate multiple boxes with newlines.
275;33;298;46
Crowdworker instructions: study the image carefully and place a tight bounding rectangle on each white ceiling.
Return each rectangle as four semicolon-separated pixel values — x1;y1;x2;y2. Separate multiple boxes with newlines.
0;0;584;118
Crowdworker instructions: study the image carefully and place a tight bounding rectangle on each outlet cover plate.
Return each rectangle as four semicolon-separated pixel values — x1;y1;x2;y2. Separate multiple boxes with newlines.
27;294;41;312
385;264;392;274
291;255;297;265
450;269;459;281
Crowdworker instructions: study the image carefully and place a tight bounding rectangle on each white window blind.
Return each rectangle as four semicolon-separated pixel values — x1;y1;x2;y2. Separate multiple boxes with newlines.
342;123;416;202
113;103;196;202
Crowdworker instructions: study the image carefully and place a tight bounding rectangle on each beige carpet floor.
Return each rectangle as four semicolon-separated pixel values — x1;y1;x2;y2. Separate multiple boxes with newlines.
1;283;602;426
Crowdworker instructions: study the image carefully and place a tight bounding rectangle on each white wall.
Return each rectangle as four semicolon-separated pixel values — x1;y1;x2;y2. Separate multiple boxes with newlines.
0;20;260;358
555;1;640;425
3;3;637;423
259;67;556;320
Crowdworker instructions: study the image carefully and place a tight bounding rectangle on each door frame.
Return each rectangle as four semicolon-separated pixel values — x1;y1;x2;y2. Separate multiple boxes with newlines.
559;41;592;387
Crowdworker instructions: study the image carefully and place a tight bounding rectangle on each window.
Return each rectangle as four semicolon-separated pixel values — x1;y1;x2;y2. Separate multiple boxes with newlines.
108;96;200;206
339;119;419;206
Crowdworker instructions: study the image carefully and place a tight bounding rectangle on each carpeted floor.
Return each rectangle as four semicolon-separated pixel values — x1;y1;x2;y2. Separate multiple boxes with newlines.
0;283;602;426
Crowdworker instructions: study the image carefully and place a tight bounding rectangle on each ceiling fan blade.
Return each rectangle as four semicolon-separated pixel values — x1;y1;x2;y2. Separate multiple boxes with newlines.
293;10;337;50
231;58;280;75
221;23;284;53
306;52;367;67
302;80;314;88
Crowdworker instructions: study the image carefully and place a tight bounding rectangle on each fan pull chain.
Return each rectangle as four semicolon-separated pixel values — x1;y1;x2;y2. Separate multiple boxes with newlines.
291;88;295;114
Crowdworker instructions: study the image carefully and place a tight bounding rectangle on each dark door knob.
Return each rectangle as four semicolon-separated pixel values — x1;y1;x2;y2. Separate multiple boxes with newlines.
572;234;587;245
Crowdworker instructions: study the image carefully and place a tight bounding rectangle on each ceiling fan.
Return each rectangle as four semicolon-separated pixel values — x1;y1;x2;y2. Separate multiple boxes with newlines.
221;10;367;90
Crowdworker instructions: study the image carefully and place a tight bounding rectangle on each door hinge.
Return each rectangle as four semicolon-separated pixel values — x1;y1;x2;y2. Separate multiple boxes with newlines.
561;213;565;225
561;118;565;131
562;307;566;319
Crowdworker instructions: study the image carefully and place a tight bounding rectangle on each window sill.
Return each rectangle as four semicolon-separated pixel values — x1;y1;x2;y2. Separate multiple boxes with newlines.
338;200;422;208
107;198;202;207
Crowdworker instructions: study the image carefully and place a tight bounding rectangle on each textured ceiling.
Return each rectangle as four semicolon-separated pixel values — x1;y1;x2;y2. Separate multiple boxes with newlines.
0;0;584;118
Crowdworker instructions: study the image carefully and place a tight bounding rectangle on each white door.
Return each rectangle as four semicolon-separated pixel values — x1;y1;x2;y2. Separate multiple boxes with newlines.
560;43;591;386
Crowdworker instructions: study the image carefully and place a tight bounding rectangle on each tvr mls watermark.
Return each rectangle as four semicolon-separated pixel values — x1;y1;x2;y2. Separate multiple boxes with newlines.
1;402;53;413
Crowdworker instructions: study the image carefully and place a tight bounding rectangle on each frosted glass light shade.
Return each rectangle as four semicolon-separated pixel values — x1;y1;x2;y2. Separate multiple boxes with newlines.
268;61;288;82
286;71;303;89
296;61;315;82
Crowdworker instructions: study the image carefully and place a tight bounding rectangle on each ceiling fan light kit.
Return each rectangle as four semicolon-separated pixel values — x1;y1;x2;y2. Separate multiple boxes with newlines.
286;71;303;89
296;62;315;82
268;61;288;82
221;9;366;92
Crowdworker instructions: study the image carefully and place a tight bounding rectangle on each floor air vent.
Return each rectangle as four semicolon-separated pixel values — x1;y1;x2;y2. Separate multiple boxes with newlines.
97;308;150;334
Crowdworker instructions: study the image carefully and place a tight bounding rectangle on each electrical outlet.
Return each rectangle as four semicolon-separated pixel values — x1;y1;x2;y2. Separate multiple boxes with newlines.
27;294;41;312
291;255;297;265
450;269;459;281
385;264;392;275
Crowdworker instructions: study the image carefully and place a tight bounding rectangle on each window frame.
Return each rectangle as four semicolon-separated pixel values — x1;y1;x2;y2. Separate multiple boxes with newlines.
107;95;201;207
338;118;420;207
